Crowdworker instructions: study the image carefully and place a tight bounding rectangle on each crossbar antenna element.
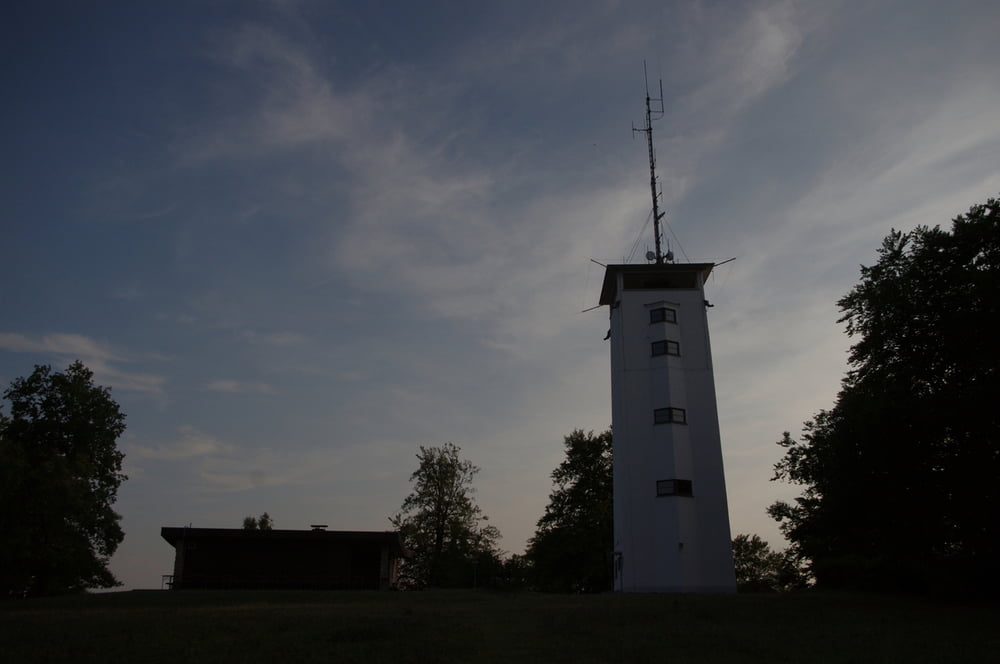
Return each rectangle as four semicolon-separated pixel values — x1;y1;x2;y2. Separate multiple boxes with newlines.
632;61;668;264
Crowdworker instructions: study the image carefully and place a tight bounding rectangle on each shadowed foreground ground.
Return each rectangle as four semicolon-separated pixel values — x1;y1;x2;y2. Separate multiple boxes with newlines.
1;589;995;663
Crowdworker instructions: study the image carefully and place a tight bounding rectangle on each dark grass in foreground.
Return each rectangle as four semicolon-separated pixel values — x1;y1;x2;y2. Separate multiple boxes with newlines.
2;589;995;663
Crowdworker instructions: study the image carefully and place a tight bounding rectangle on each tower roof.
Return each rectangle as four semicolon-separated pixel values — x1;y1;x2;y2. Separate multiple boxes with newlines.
599;263;715;305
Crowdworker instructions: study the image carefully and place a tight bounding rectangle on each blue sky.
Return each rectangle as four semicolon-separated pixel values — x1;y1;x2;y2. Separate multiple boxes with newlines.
3;0;998;589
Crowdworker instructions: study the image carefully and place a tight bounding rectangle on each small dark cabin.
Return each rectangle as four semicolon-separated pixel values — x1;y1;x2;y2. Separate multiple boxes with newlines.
160;527;405;590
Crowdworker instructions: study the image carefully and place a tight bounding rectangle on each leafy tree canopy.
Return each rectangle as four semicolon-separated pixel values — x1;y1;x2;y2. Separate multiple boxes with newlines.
1;361;127;597
390;443;501;588
769;195;1000;593
242;513;273;530
732;534;808;593
528;429;612;592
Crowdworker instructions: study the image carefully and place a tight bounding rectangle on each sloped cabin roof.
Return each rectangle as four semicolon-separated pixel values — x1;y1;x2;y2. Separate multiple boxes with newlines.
160;527;407;557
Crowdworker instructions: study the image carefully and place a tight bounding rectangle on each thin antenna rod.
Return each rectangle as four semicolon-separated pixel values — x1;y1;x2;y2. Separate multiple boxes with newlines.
633;61;666;264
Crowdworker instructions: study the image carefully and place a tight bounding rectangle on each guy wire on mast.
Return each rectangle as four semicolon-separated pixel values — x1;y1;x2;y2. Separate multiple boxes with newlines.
632;61;667;264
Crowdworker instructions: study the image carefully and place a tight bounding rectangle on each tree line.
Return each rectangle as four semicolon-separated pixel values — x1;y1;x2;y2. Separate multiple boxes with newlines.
4;194;996;596
388;430;614;591
390;431;808;593
381;193;1000;594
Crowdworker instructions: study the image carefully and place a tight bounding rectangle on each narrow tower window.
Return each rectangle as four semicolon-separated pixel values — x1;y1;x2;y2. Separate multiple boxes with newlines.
656;479;693;497
649;307;677;324
653;407;687;424
651;340;681;357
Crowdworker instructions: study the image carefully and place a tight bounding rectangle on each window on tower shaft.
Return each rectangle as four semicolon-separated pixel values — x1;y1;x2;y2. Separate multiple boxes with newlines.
649;307;677;324
651;340;680;357
654;407;687;425
656;479;693;497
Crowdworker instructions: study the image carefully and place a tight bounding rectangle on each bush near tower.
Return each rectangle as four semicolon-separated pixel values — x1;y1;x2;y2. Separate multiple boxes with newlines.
528;429;613;593
390;443;501;588
769;194;1000;594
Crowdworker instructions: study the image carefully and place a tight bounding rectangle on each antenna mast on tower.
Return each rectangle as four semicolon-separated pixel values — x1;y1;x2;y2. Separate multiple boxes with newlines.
633;61;668;264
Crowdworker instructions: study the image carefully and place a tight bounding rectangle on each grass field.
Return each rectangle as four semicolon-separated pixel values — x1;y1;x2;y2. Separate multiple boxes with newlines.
1;589;995;663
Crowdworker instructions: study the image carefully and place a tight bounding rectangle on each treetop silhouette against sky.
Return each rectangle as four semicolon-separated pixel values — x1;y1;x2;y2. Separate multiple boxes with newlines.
2;1;998;588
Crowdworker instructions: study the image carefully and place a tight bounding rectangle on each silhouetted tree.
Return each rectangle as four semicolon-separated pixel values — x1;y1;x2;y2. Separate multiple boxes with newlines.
498;553;532;589
0;362;127;597
242;512;273;530
732;534;808;592
528;429;612;592
769;195;1000;593
390;443;501;588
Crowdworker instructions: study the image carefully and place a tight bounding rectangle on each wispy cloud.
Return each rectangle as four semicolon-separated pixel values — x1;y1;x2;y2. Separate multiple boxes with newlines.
129;425;235;460
204;379;277;395
0;332;166;395
174;24;372;164
239;330;306;347
126;427;290;492
130;425;393;495
0;332;119;361
171;22;632;359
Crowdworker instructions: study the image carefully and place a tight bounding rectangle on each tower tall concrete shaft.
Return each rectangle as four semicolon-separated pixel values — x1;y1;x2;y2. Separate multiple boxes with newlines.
600;263;736;592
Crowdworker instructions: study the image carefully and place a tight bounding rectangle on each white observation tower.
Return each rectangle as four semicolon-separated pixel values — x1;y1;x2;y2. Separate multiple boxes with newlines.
600;69;736;593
